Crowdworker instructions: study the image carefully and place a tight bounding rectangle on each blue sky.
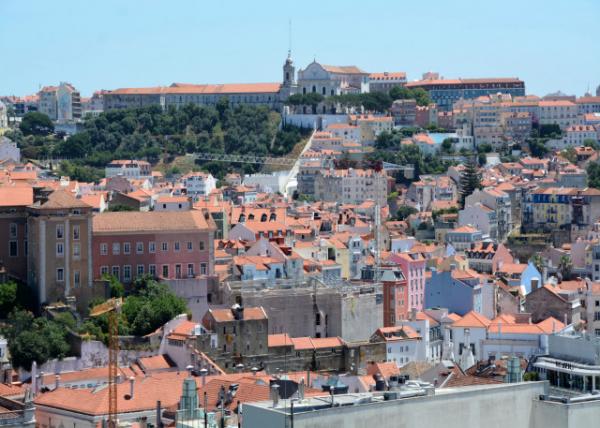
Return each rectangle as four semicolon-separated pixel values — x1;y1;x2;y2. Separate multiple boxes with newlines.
1;0;598;97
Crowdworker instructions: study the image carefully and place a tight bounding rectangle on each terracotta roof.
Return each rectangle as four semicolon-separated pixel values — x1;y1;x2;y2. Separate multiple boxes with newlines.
536;316;565;334
366;361;400;379
268;333;292;348
0;383;25;397
208;307;267;323
289;336;344;350
108;82;282;95
452;311;492;328
93;211;212;233
321;65;367;74
369;72;406;80
0;186;33;206
137;355;174;372
30;189;91;210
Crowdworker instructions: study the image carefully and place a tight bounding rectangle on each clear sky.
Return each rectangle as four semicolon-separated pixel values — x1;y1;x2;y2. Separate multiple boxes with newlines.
1;0;598;97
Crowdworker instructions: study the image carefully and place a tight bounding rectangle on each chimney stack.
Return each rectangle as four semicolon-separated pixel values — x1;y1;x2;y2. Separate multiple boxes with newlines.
200;368;208;387
270;384;280;407
129;376;135;399
54;375;60;390
411;308;417;321
298;378;305;400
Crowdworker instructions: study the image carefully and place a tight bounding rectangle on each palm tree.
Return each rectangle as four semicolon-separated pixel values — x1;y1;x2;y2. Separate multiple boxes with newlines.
530;254;544;274
557;255;573;281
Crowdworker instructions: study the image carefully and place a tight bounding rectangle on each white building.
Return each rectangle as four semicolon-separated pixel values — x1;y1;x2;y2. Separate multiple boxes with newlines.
297;61;369;96
371;325;423;367
325;123;361;144
564;124;598;146
0;100;8;128
105;159;152;180
538;100;578;130
368;72;406;93
181;172;217;197
458;203;497;239
314;168;388;207
154;196;192;211
243;171;288;194
0;136;21;163
38;82;82;122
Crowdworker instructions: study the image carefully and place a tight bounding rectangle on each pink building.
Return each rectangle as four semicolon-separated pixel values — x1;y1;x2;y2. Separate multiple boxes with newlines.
92;211;215;283
389;251;426;312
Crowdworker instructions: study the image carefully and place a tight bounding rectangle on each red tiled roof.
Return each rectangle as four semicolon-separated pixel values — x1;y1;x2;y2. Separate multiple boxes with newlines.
452;311;492;328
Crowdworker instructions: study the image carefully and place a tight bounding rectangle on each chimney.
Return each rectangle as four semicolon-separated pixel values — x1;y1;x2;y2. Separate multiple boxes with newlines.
39;371;44;393
410;308;417;321
251;367;258;376
156;401;163;428
129;376;135;399
306;370;311;388
54;375;60;390
270;384;280;407
298;378;305;400
200;368;208;387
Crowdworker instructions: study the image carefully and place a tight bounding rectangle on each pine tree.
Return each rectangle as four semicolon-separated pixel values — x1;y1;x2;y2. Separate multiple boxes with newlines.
459;157;482;208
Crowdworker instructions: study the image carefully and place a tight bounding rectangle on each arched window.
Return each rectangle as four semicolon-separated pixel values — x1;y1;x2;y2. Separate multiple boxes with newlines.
286;72;290;81
331;89;334;96
322;87;326;95
312;85;316;93
269;213;277;221
248;214;255;220
260;213;268;222
239;214;246;223
303;87;306;95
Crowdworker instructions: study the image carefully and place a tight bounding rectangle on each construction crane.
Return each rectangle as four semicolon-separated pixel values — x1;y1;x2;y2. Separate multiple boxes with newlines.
91;298;123;428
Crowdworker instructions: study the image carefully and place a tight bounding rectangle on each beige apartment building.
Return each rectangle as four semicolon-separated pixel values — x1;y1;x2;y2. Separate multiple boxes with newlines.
27;189;98;312
314;168;388;206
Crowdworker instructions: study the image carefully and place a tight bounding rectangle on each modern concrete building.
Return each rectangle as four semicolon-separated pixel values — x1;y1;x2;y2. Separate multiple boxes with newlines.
225;278;383;343
37;82;82;122
241;382;599;428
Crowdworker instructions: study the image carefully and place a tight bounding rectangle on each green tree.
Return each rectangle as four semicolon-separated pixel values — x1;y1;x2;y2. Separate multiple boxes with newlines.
561;147;577;164
528;139;548;158
19;112;54;136
459;157;482;208
0;282;18;318
395;205;418;221
584;139;600;150
4;310;71;370
558;255;573;281
388;87;431;106
441;138;454;153
587;163;600;189
530;254;544;274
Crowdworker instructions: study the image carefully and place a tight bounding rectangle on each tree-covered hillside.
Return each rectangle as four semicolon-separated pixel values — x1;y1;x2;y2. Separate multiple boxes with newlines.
9;100;309;181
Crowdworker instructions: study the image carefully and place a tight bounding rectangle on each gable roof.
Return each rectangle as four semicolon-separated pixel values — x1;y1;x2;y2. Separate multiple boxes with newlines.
452;311;492;328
